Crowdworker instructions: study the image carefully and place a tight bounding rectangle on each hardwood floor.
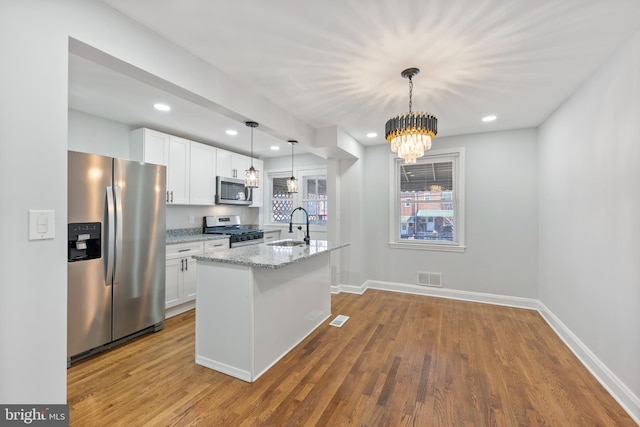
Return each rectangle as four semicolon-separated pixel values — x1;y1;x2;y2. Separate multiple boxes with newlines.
67;290;635;426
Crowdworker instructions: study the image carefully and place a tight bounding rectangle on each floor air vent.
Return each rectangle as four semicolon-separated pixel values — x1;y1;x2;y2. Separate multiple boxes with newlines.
329;315;350;328
417;271;443;287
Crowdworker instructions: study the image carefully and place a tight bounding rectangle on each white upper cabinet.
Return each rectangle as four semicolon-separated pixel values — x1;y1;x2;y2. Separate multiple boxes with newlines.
132;129;190;204
217;148;250;179
131;128;169;166
189;142;216;205
132;128;263;207
167;136;191;204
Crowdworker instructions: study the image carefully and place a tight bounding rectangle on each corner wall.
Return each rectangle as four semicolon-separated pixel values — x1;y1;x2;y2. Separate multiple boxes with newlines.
538;30;640;417
362;128;539;298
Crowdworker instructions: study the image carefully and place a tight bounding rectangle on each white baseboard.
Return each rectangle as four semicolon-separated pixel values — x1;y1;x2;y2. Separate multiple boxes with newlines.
537;302;640;425
331;282;367;295
195;355;252;382
364;279;539;310
165;301;195;319
333;280;639;424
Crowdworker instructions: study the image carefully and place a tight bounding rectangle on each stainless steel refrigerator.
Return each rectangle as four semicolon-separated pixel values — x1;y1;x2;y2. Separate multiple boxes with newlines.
67;150;166;361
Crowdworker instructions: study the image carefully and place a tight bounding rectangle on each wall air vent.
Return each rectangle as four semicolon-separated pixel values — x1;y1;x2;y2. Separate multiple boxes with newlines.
417;271;442;287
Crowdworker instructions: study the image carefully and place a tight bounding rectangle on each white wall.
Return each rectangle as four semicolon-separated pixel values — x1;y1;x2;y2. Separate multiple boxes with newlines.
538;29;640;410
0;1;70;404
362;129;539;298
68;109;133;159
166;205;258;230
263;153;326;172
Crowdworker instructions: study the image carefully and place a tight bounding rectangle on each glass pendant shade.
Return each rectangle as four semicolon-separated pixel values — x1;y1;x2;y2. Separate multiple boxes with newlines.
385;68;437;164
245;166;259;188
287;140;298;193
245;121;259;188
286;176;298;193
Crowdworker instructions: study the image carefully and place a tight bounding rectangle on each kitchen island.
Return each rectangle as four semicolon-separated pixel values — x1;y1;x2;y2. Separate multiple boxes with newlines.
193;239;349;382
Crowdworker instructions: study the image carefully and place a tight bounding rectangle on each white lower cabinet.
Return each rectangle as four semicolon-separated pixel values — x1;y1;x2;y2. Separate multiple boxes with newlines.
204;238;230;253
262;230;281;243
165;238;231;318
165;242;203;312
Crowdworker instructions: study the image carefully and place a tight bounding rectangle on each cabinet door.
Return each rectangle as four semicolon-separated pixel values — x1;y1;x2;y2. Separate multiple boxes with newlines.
168;136;191;204
232;153;250;179
131;128;169;166
216;149;233;178
182;257;198;301
165;257;182;309
190;142;216;205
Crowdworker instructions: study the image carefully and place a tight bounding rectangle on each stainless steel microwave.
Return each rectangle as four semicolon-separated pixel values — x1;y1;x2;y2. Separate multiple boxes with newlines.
215;176;253;205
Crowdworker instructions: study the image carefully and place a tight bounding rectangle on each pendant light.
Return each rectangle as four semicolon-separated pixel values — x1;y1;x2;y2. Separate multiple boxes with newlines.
244;121;259;188
385;68;438;164
286;140;298;193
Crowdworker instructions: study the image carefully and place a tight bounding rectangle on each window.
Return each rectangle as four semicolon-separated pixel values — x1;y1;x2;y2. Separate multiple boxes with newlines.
269;175;294;224
301;172;327;225
390;148;465;252
268;168;327;227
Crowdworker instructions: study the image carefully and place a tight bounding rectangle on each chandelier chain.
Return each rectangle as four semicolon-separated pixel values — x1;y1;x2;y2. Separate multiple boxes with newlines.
408;76;413;114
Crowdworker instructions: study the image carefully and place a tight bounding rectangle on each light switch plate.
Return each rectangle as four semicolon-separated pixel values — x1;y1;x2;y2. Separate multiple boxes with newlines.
28;210;55;240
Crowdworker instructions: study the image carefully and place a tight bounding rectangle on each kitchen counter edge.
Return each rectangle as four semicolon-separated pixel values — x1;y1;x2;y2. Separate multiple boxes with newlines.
166;234;230;245
193;240;349;269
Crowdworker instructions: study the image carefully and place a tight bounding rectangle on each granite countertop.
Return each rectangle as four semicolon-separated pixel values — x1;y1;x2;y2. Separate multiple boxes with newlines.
165;228;230;245
193;239;349;269
166;234;230;245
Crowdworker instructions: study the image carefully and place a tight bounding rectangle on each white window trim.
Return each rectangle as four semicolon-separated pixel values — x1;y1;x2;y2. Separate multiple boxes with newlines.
388;148;466;252
266;166;328;231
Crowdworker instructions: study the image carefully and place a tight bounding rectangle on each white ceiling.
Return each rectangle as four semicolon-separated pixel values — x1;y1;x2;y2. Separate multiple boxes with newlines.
71;0;640;158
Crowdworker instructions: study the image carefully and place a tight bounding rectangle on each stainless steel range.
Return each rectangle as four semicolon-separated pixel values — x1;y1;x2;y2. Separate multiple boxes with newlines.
203;215;264;248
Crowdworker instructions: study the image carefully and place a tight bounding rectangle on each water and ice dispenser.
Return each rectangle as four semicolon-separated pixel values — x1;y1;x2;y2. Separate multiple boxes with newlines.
67;222;101;262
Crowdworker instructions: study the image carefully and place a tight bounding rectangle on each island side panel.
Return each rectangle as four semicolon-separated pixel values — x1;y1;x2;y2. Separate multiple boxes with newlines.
195;261;254;382
252;252;332;380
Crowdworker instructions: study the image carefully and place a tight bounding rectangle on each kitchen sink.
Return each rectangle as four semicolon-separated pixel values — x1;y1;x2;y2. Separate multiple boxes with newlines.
267;240;306;247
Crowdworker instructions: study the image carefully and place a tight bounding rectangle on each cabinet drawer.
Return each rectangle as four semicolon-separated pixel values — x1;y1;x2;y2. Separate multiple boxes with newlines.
263;231;281;242
166;242;204;259
204;238;230;253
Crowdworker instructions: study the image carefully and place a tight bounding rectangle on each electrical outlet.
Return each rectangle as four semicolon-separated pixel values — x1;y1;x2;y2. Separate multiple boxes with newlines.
189;215;195;224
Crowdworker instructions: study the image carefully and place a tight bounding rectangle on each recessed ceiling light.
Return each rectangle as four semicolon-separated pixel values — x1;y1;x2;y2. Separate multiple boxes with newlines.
153;103;171;112
270;146;280;151
482;115;497;122
366;132;378;138
225;129;238;136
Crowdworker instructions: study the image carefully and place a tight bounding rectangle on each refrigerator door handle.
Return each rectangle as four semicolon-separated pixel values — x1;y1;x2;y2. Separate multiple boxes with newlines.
106;186;115;286
113;186;124;285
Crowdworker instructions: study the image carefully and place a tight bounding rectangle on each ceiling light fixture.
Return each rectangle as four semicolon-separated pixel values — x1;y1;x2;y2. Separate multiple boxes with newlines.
270;146;280;151
153;103;171;111
226;129;238;135
366;132;378;138
244;121;259;188
482;115;497;122
287;140;298;193
385;68;437;164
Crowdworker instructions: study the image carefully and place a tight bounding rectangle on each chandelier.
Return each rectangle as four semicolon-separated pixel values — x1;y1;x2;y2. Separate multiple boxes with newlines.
286;140;298;193
385;68;437;164
244;121;259;188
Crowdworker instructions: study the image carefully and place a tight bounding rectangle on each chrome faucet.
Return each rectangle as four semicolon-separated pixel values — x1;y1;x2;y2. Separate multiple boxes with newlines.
289;207;310;245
